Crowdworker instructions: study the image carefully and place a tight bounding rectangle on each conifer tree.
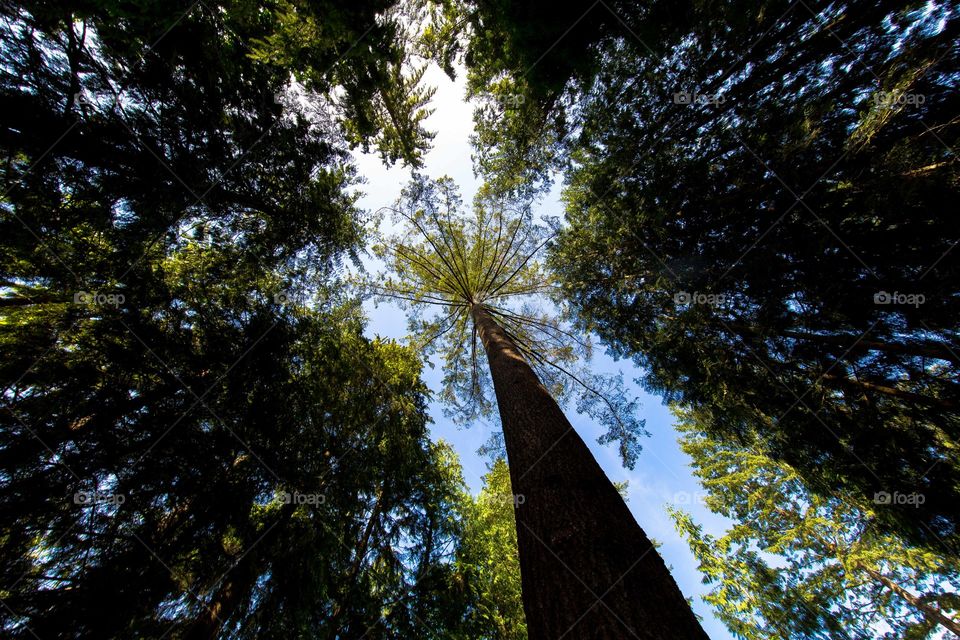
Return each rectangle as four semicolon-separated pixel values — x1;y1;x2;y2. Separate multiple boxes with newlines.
671;409;960;639
372;175;706;639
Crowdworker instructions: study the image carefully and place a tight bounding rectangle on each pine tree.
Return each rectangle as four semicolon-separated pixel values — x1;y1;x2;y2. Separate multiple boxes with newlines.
372;175;706;639
0;2;477;637
550;0;960;550
671;409;960;639
423;0;960;548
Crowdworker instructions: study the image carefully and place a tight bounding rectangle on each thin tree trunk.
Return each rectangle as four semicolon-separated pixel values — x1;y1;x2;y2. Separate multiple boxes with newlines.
819;372;957;410
471;303;708;640
861;565;960;637
727;321;960;365
0;297;59;307
184;501;296;640
326;486;387;638
184;571;250;640
781;330;960;366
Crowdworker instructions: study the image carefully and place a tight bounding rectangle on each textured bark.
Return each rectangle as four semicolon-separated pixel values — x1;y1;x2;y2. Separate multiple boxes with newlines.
472;304;709;640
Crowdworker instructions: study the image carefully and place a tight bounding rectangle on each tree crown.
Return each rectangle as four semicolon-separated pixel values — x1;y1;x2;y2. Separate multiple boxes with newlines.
370;175;647;468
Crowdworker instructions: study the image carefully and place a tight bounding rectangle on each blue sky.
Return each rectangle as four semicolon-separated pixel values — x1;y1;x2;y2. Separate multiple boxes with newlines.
354;63;737;640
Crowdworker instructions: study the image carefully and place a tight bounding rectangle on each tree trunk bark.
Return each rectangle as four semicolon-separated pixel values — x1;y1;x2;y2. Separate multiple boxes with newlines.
471;304;708;640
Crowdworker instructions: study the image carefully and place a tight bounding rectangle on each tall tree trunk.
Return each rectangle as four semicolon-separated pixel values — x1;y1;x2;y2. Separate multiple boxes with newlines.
471;304;708;640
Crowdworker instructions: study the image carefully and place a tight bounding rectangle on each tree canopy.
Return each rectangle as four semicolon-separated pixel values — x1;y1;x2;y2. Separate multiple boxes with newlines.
549;0;959;550
458;459;528;639
371;174;647;468
4;0;959;637
423;0;960;549
671;409;960;639
0;1;510;638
